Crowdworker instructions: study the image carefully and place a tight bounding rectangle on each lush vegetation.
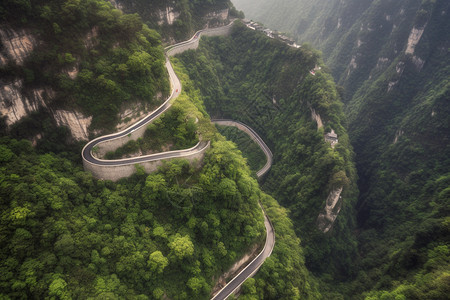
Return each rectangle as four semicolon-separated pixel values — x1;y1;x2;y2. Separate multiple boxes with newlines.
177;22;359;282
222;0;450;298
0;135;266;299
105;107;198;160
239;193;321;299
107;0;239;42
0;0;169;133
0;53;321;298
215;125;267;174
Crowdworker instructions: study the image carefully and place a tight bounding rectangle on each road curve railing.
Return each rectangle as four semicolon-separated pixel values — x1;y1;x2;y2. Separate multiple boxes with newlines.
212;209;275;300
210;119;275;299
212;119;273;177
81;21;275;299
165;21;235;55
82;23;234;180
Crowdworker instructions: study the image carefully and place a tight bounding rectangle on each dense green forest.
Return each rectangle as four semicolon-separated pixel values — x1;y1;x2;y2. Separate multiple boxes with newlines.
177;23;359;288
0;134;266;299
2;0;447;298
222;0;450;298
1;0;169;134
1;26;320;296
104;105;198;160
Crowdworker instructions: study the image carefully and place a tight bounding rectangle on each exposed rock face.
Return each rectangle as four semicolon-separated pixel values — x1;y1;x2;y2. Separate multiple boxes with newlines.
53;110;92;141
0;80;51;125
317;187;343;233
0;79;90;141
206;8;229;21
85;26;99;49
310;108;323;129
0;27;37;66
116;102;150;131
393;129;404;144
67;65;79;79
387;80;398;92
405;26;425;55
411;55;425;71
376;57;390;70
158;6;180;25
109;0;123;10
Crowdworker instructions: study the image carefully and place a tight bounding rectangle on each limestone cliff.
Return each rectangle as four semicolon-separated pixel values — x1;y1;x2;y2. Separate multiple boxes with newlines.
0;26;37;66
108;0;232;42
0;0;235;143
0;26;93;141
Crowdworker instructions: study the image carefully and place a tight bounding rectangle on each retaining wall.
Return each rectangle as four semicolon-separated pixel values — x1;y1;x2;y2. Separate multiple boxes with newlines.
84;142;210;181
82;23;233;181
167;23;233;56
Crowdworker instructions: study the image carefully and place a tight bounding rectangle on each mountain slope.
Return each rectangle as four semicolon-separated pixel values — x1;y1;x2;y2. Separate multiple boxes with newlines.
177;22;359;285
231;0;450;298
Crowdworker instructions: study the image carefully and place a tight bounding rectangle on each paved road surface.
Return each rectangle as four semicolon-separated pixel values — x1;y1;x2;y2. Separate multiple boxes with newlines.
212;212;275;300
81;22;276;300
212;119;273;177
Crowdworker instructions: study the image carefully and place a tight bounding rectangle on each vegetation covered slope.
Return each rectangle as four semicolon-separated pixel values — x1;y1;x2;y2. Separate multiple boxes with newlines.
216;124;266;174
0;60;267;299
177;22;359;282
229;0;450;298
0;135;265;299
1;0;169;136
109;0;242;42
0;44;320;298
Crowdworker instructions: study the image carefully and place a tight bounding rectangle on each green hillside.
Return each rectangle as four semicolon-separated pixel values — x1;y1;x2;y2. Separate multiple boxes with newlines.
108;0;242;42
0;0;169;136
177;22;359;286
228;0;450;298
0;2;320;297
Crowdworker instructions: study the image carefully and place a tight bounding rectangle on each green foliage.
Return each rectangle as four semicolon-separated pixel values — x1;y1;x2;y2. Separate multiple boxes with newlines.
0;0;170;132
106;0;234;42
231;1;450;298
177;22;359;278
216;125;266;174
0;133;265;298
105;107;198;159
241;194;322;299
148;251;168;274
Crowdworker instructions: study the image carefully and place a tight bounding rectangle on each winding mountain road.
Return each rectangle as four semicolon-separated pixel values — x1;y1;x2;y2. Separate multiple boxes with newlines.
81;21;275;300
212;119;273;177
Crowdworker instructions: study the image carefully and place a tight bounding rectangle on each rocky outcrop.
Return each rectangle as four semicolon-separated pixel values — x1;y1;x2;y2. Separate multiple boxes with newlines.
0;79;91;140
317;187;343;233
158;6;180;25
206;8;229;21
411;55;425;71
84;26;99;49
53;110;92;141
0;27;37;66
0;80;51;125
311;108;323;129
405;26;426;55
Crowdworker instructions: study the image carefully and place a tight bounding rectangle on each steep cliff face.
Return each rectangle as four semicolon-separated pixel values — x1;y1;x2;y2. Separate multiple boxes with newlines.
0;0;235;142
177;23;359;277
0;27;37;66
0;26;93;141
108;0;233;42
0;0;176;143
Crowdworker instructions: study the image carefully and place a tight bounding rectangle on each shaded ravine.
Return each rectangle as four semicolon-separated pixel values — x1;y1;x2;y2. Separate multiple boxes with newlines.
81;22;275;299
